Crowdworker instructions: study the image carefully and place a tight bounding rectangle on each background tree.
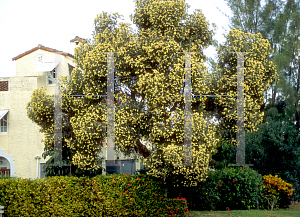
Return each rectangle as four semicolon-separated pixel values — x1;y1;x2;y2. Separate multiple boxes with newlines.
209;0;300;202
243;100;300;205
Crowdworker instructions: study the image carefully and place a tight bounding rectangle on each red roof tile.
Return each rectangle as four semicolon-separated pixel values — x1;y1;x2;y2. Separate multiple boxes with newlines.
12;44;74;61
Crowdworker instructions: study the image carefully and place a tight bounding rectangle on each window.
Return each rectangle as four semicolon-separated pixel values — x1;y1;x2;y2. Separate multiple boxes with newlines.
68;63;74;77
0;157;10;177
34;54;46;65
40;163;46;179
0;81;8;91
0;113;7;133
47;68;56;86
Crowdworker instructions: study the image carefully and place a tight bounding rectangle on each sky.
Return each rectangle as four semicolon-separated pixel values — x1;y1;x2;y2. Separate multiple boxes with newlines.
0;0;232;77
0;0;278;125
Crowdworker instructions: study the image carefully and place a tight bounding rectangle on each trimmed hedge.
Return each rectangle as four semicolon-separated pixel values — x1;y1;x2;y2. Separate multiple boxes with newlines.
0;174;188;217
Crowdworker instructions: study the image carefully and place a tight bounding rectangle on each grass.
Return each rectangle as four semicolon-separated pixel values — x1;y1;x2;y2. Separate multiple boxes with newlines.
186;203;300;217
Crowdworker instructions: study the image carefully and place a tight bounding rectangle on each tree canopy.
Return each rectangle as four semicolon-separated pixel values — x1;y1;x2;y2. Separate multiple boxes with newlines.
27;0;278;188
204;28;279;148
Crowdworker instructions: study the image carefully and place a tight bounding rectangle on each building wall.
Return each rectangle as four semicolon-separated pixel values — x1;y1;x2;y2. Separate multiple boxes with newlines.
15;49;74;78
0;50;76;180
0;76;50;179
14;49;75;96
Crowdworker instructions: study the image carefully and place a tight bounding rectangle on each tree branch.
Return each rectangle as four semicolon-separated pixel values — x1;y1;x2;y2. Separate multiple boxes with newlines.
134;139;151;158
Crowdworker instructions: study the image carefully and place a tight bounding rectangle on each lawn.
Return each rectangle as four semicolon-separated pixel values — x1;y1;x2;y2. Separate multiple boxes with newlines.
186;203;300;217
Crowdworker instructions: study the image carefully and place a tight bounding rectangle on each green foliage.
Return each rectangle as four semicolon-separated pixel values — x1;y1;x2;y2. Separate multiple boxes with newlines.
0;174;188;217
160;166;264;211
208;99;300;204
212;166;264;211
160;169;221;211
208;139;236;171
244;102;300;202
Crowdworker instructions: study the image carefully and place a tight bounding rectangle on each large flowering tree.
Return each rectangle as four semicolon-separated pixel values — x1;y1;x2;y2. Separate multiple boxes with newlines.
26;0;278;188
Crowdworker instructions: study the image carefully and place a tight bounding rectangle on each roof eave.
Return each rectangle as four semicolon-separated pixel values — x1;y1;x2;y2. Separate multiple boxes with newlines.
12;45;74;61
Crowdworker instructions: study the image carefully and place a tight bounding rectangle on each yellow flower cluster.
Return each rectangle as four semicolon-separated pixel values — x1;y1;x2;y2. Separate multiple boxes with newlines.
211;28;279;147
262;174;294;197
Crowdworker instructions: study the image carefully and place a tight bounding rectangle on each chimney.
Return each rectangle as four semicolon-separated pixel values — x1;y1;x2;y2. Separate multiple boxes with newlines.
70;36;85;52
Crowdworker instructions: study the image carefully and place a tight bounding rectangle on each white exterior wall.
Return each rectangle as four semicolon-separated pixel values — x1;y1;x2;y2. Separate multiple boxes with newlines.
0;49;75;180
0;76;50;179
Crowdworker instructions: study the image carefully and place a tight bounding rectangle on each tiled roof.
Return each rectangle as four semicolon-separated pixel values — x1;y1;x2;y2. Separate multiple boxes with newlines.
12;44;74;61
70;36;85;43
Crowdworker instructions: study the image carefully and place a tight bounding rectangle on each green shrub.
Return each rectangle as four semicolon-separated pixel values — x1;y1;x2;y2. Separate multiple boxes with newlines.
0;174;188;216
213;166;264;211
162;166;265;211
161;169;221;211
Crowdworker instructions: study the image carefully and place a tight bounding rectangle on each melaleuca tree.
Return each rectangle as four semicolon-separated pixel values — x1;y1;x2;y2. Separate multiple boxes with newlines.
26;0;278;190
41;0;222;188
120;0;224;188
205;28;279;151
26;87;103;178
26;12;132;178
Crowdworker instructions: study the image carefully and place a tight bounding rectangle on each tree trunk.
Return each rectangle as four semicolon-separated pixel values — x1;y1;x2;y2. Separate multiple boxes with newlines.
272;83;277;107
134;139;151;158
295;55;300;130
